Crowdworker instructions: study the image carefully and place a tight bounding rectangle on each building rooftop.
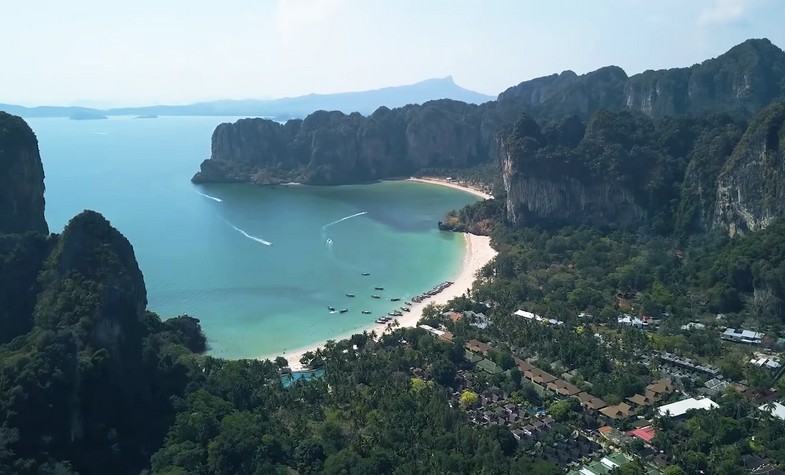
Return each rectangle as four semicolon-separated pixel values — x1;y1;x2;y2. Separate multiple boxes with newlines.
657;397;718;418
759;401;785;421
626;425;657;443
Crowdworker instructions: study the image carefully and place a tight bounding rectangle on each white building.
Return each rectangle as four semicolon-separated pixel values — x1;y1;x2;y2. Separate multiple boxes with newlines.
513;309;563;325
759;402;785;420
722;328;763;344
656;397;718;418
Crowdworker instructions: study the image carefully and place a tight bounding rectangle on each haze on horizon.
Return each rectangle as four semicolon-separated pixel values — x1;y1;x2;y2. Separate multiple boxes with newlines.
2;0;784;108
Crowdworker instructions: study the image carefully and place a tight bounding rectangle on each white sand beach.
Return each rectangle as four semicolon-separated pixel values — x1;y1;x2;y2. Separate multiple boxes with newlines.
407;177;493;200
259;179;497;370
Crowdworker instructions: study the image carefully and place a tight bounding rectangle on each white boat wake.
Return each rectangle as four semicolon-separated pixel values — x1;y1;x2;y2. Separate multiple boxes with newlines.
225;221;272;246
323;211;367;229
195;190;223;202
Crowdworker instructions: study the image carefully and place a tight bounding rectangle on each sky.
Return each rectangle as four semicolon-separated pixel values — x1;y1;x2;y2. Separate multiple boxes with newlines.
1;0;784;107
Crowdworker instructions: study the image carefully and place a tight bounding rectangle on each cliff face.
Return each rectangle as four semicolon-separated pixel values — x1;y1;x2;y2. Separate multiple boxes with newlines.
0;115;204;473
499;114;648;229
194;39;785;187
714;101;785;235
193;100;496;185
0;111;48;235
500;38;785;121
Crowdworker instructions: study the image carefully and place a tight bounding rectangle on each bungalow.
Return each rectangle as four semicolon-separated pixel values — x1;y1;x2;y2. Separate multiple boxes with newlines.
722;328;764;345
627;391;659;407
439;331;454;342
529;368;557;385
548;379;581;397
600;402;634;420
646;378;675;397
466;339;492;355
514;357;534;373
575;392;608;411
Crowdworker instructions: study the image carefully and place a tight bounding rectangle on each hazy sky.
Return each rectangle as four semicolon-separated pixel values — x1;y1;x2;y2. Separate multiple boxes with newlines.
2;0;784;107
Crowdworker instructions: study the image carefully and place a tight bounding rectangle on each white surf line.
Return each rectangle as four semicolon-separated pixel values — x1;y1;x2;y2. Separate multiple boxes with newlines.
225;221;273;246
323;211;367;229
195;190;223;202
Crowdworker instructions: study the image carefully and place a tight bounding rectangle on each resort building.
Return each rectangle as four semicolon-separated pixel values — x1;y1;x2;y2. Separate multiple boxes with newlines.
656;397;718;418
722;328;764;345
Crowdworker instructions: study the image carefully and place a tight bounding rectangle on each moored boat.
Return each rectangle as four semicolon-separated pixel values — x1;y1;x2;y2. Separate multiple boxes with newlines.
346;293;355;297
374;286;384;290
362;310;371;314
371;294;381;299
328;306;335;311
339;308;348;313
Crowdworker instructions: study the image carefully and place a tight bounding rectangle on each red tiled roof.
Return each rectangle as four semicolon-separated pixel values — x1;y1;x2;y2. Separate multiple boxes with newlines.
626;425;656;443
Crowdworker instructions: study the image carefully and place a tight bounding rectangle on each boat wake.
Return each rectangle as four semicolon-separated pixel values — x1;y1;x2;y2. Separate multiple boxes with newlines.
195;190;223;202
225;221;272;246
323;211;367;229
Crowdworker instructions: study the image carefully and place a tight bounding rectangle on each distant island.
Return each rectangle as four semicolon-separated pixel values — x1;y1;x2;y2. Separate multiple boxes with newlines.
134;114;158;119
0;76;494;120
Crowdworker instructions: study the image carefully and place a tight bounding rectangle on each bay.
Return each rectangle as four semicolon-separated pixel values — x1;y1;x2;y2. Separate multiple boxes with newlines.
29;116;480;359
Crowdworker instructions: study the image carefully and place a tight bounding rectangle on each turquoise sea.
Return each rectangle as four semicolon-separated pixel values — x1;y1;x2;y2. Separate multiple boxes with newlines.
28;116;480;359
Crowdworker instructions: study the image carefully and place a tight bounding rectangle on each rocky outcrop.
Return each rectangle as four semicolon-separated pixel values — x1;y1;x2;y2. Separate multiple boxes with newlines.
499;115;647;228
193;100;498;185
714;101;785;235
0;111;48;235
194;39;785;186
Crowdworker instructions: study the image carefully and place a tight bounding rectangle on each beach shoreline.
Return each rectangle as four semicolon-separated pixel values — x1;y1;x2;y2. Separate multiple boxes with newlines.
258;178;497;371
406;177;493;200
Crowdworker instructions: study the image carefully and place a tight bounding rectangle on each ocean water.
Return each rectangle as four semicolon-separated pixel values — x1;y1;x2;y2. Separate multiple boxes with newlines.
28;116;480;359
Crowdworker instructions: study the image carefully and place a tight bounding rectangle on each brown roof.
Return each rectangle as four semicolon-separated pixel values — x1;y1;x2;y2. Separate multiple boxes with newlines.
548;379;581;396
574;392;607;410
600;402;634;420
530;368;557;384
439;331;454;342
646;378;675;395
465;339;491;355
448;312;463;323
514;357;534;373
627;393;656;407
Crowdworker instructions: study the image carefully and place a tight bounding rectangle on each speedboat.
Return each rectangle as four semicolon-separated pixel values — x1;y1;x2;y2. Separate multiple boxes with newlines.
371;294;381;299
339;308;348;314
328;306;335;311
361;272;370;276
361;310;371;314
390;298;400;302
375;286;384;290
346;293;355;297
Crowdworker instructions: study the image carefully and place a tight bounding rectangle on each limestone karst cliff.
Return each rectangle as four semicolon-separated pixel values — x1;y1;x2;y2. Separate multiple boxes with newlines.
0;113;206;473
0;111;48;235
714;101;785;235
193;39;785;189
193;100;498;185
499;101;785;235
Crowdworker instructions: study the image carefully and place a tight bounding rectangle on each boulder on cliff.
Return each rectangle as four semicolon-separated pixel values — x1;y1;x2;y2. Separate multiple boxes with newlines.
0;111;48;235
